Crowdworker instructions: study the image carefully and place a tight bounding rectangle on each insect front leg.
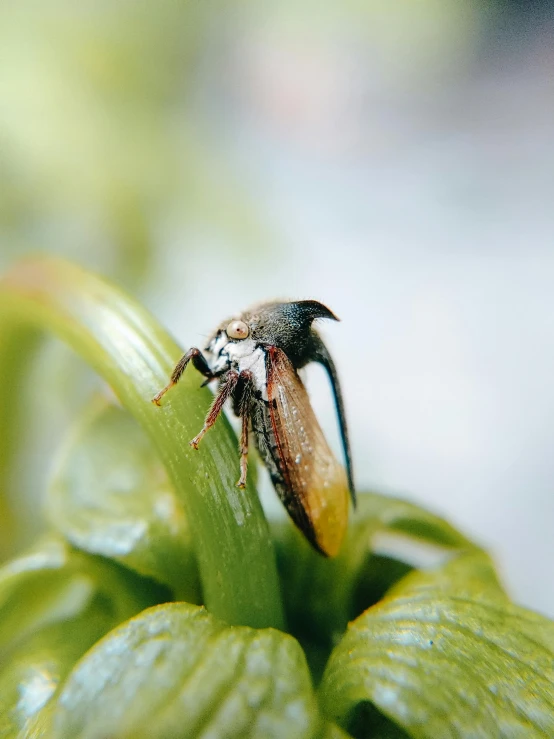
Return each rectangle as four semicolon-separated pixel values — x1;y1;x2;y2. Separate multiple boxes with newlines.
189;370;239;449
152;348;213;406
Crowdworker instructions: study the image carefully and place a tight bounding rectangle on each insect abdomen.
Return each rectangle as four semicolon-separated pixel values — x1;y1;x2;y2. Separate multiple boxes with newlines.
250;399;321;552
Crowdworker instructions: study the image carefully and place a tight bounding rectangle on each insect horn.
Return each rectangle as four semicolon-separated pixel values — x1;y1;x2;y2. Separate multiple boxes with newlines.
290;300;339;325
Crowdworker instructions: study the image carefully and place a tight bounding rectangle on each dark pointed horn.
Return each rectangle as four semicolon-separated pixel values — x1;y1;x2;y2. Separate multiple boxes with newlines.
289;300;339;324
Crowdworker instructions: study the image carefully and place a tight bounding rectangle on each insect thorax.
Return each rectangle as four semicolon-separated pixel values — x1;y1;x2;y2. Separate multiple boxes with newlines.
207;331;268;399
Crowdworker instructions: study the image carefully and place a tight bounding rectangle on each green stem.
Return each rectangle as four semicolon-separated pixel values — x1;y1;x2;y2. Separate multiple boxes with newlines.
0;256;284;630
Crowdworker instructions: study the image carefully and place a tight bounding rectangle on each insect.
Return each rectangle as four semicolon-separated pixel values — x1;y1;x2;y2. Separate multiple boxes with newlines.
152;300;355;557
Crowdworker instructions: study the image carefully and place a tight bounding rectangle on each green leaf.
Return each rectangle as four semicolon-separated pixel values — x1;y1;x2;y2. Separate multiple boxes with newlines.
274;491;483;664
352;492;474;548
48;397;200;602
319;725;354;739
320;551;554;739
0;256;284;629
50;601;327;739
0;536;159;738
385;548;506;602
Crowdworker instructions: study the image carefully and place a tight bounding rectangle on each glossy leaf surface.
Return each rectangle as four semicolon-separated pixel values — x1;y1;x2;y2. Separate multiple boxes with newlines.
0;537;157;738
320;552;554;738
51;602;331;739
48;399;200;601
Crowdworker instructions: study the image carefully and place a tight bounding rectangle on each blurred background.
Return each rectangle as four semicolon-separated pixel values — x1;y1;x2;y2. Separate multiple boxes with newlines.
0;1;553;615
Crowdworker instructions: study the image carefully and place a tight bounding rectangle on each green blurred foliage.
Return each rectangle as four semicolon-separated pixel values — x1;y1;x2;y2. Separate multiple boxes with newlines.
0;0;264;285
0;536;165;738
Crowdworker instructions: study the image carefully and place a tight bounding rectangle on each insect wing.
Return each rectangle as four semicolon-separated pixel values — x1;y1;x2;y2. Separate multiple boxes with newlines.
266;347;349;556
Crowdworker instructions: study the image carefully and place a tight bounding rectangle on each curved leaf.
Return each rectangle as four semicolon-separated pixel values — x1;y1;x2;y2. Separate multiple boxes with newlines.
386;548;506;602
48;398;200;601
320;551;554;739
0;537;159;738
50;602;327;739
274;492;484;661
0;256;284;629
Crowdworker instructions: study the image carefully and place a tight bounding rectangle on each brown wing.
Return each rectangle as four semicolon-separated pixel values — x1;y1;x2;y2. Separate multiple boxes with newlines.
266;346;349;556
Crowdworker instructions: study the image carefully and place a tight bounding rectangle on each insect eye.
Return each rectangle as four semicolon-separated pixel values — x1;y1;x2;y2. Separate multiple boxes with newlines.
226;320;249;340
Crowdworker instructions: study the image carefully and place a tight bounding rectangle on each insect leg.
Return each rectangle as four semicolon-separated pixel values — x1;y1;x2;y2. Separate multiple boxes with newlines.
152;348;213;406
237;413;249;488
236;370;254;488
190;370;239;449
